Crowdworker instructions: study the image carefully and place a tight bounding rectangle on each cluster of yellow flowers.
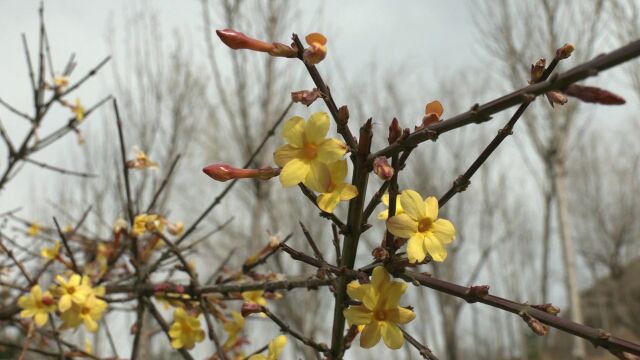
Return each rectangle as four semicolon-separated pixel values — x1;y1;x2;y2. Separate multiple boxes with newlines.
18;274;107;332
131;214;184;237
274;112;357;213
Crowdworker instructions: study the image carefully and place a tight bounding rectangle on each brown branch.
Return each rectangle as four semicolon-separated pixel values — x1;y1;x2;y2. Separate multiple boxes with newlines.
24;157;96;178
401;271;640;357
369;39;640;161
146;154;181;213
262;306;330;356
52;217;79;274
400;327;439;360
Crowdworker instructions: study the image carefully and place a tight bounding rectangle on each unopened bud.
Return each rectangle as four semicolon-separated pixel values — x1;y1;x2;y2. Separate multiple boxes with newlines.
216;29;274;52
532;303;561;315
372;247;389;261
530;58;546;83
268;42;297;58
388;118;402;144
303;33;327;65
545;90;568;107
337;105;350;126
291;88;322;106
556;43;575;60
202;163;279;182
241;302;263;317
468;285;490;298
373;157;394;181
524;314;549;336
153;282;172;293
41;295;56;306
564;84;626;105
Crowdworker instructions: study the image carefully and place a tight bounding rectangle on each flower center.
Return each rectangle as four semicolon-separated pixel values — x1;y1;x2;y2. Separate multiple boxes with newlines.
373;310;387;321
418;218;433;233
81;307;90;315
302;143;318;159
68;286;76;294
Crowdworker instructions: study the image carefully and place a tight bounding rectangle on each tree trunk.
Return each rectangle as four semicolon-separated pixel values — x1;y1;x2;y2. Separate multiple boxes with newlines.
553;161;586;359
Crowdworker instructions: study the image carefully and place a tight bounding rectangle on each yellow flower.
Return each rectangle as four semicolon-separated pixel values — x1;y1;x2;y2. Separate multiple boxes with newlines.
41;240;61;260
343;266;415;349
169;308;205;350
73;98;85;122
316;160;358;213
26;222;42;237
223;311;245;350
18;285;56;327
386;190;455;263
131;214;164;237
242;290;267;306
126;147;159;170
59;294;107;332
53;75;69;90
249;335;287;360
273;112;347;192
54;274;93;312
377;193;405;220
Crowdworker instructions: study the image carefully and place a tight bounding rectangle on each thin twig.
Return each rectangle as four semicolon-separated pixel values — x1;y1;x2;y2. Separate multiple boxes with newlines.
400;327;439;360
53;217;79;274
25;157;96;178
262;306;330;355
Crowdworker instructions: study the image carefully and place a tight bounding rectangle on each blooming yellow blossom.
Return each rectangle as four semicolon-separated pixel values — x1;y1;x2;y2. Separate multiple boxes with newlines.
73;98;85;122
131;214;164;237
41;240;61;260
377;193;405;220
223;311;245;350
169;308;205;350
53;75;69;90
54;274;93;312
242;290;267;306
386;190;455;263
273;112;347;193
18;285;56;327
316;160;358;213
59;294;107;332
249;335;287;360
26;222;42;237
343;266;415;349
127;147;159;170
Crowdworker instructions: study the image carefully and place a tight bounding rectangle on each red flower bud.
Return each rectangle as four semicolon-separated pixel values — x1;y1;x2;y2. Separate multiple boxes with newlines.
388;118;402;144
203;163;280;182
373;157;394;181
216;29;273;52
556;43;575;60
241;302;263;317
564;84;626;105
41;295;56;306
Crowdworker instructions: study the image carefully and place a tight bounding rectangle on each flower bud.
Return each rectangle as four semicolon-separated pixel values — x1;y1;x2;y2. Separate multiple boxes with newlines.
337;105;350;126
291;88;322;106
372;247;389;261
523;314;548;336
303;33;327;65
388;118;402;144
530;58;546;83
532;303;561;315
373;157;394;181
268;42;297;58
556;43;575;60
564;84;626;105
241;302;263;317
41;295;56;306
216;29;273;52
545;90;568;107
202;163;279;182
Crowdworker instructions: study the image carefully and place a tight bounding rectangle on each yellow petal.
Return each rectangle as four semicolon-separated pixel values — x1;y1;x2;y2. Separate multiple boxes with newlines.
425;196;439;220
360;321;382;348
273;144;300;167
249;355;267;360
346;281;370;302
34;312;49;327
432;219;455;244
407;234;426;263
400;190;426;220
269;335;287;358
317;192;341;213
425;100;444;117
171;338;183;349
317;138;347;163
370;266;390;292
381;281;407;309
58;295;72;312
377;209;389;220
343;306;373;326
304;112;330;144
381;322;404;349
303;161;331;193
424;233;447;262
382;193;390;206
388;307;416;325
306;33;327;46
339;184;358;201
279;159;310;187
386;214;418;238
328;159;348;183
282;116;305;147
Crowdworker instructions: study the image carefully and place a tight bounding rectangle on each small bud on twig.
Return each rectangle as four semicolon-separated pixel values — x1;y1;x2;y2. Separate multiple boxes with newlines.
545;90;568;108
291;88;323;106
556;43;575;60
531;303;561;315
303;33;327;65
216;29;296;58
523;313;549;336
388;118;402;144
337;105;350;126
530;58;546;84
241;302;263;317
373;156;394;181
372;247;389;261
